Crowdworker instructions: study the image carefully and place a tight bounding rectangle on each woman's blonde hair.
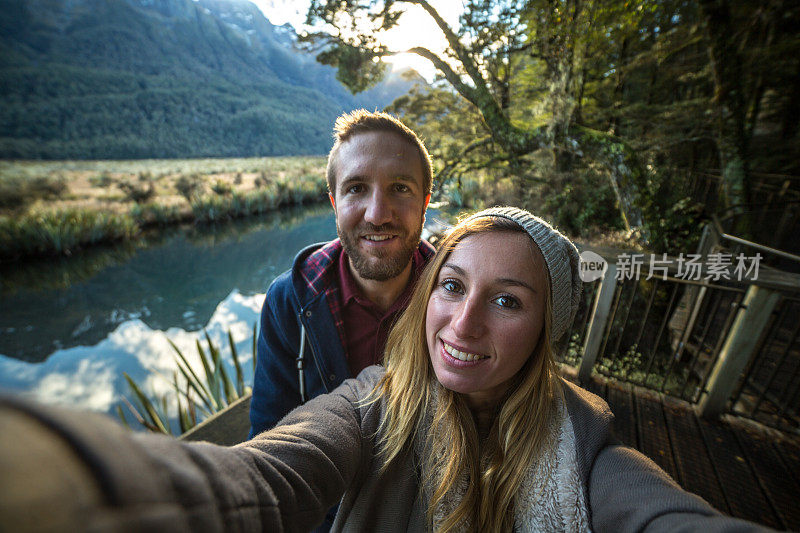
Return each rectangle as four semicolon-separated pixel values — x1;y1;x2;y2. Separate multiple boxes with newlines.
374;216;561;533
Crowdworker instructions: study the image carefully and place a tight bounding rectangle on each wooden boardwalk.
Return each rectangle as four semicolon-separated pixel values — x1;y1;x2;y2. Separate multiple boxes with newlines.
575;372;800;531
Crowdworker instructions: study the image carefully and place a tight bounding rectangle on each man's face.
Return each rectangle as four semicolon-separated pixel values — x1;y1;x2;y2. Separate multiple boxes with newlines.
331;130;429;282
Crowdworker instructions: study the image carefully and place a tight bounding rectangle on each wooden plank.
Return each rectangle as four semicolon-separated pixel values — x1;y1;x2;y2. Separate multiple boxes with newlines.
734;428;800;530
605;381;638;449
180;393;251;446
634;391;679;481
661;401;729;513
697;418;782;528
774;438;800;489
634;393;678;479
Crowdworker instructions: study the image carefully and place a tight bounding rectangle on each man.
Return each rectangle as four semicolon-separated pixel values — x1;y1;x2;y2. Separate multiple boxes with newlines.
249;109;434;437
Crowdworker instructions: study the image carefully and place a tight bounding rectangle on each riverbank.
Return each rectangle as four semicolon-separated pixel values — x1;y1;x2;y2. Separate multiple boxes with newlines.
0;157;328;261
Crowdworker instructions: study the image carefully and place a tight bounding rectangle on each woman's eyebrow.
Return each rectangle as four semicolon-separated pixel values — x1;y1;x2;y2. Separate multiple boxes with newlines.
441;263;465;275
497;278;537;293
442;263;536;293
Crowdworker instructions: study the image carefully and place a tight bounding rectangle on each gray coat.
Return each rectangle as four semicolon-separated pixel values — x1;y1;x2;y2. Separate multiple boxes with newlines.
0;366;772;532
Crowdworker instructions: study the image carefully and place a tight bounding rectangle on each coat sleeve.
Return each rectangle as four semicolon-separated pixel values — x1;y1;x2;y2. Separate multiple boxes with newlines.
0;374;374;533
588;444;775;532
249;273;303;438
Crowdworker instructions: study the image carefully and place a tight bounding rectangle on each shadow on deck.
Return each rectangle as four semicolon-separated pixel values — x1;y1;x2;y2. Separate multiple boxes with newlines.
565;370;800;531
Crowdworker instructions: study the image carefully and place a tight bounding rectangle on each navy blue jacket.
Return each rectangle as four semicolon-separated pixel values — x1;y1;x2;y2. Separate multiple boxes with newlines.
249;239;435;438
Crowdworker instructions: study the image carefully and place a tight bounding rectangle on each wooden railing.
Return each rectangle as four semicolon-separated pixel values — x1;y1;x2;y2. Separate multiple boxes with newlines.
558;232;800;435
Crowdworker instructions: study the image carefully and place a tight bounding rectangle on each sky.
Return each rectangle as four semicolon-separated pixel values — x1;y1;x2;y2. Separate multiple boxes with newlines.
250;0;466;80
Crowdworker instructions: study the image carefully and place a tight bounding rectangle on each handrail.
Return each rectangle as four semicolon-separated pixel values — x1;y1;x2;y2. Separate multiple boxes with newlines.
711;216;800;265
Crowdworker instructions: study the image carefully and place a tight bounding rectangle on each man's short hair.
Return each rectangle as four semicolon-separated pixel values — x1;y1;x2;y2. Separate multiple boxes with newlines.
326;109;433;197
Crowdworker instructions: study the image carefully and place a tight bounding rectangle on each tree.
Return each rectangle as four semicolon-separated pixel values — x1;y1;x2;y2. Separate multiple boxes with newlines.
302;0;646;230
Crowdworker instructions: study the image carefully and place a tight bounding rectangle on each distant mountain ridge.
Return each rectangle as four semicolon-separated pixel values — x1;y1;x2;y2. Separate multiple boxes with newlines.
0;0;424;159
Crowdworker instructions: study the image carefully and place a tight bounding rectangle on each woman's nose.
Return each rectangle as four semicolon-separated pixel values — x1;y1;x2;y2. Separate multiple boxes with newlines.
451;296;485;339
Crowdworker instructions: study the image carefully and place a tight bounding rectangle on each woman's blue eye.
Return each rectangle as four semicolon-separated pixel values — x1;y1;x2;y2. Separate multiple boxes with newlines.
440;279;462;293
495;295;520;309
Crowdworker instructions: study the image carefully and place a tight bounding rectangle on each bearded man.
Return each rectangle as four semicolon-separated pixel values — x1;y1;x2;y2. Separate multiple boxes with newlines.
249;110;433;438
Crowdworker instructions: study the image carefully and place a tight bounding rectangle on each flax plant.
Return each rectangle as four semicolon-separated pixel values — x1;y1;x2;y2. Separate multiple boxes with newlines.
119;324;257;435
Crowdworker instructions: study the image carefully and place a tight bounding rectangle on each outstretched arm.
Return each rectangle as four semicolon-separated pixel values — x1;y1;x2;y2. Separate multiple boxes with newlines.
1;375;372;533
589;444;774;532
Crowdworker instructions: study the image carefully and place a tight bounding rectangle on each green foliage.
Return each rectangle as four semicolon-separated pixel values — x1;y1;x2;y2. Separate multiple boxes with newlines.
0;174;67;209
0;208;138;260
211;180;232;196
175;173;204;203
0;158;328;260
130;202;183;226
541;169;626;237
322;0;799;250
121;326;256;435
117;180;155;204
89;173;115;188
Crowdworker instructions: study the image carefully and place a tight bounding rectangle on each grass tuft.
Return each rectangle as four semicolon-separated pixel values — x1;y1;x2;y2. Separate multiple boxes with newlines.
121;326;255;435
0;208;138;260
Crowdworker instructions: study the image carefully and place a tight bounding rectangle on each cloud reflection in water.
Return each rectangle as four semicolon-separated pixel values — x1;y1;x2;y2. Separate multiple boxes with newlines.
0;290;263;424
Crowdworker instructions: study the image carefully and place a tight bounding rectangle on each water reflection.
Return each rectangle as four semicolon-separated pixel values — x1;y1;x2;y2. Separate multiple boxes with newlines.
0;203;457;428
0;290;261;427
0;205;335;362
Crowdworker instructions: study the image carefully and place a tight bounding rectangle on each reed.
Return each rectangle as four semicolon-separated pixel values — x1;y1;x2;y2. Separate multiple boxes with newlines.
119;324;257;435
0;208;139;260
1;156;328;261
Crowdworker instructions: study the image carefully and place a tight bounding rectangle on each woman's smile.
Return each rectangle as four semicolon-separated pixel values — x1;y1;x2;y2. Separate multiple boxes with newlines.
440;339;489;366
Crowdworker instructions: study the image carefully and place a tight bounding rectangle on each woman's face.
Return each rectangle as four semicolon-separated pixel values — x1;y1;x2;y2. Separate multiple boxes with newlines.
426;231;547;409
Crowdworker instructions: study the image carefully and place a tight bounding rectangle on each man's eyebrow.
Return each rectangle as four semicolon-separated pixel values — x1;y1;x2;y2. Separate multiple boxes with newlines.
338;175;365;189
338;174;417;189
441;263;537;293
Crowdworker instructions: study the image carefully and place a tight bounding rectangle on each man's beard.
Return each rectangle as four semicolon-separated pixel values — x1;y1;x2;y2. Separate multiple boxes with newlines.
338;222;422;281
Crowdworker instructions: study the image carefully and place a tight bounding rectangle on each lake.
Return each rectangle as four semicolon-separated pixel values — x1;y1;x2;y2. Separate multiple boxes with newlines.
0;204;453;431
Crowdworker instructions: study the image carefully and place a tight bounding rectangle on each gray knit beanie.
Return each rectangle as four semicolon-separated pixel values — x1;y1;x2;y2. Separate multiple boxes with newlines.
465;206;582;341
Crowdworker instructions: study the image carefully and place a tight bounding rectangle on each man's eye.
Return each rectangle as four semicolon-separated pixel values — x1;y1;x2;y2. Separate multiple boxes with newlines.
494;295;520;309
346;184;363;194
394;183;410;193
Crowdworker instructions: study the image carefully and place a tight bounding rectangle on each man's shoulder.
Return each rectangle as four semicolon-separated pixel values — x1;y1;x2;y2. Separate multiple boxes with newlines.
296;239;342;295
266;240;342;301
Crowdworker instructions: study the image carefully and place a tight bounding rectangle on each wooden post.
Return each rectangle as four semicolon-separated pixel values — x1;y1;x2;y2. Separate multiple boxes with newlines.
697;286;780;418
578;263;618;383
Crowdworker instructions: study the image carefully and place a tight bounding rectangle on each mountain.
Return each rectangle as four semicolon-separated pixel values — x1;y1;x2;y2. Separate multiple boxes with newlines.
0;0;425;159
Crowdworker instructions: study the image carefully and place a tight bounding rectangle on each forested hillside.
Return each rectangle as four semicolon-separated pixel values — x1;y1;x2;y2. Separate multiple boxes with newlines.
0;0;423;159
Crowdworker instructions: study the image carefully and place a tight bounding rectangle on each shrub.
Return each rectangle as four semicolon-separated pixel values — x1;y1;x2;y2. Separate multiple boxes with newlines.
118;180;155;204
0;174;68;209
89;173;115;188
211;180;232;196
175;173;204;203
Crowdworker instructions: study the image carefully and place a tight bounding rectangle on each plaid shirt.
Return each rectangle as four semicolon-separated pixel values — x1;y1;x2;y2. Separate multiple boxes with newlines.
298;238;434;353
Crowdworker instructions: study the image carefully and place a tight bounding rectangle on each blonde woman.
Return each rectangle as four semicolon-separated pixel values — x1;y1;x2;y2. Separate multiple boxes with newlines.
0;207;770;532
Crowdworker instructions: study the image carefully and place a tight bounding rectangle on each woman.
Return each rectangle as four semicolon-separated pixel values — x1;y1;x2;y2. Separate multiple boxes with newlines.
0;207;770;532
